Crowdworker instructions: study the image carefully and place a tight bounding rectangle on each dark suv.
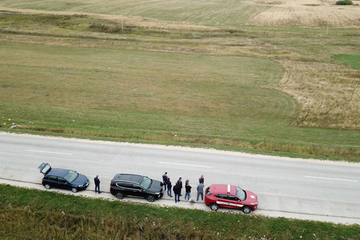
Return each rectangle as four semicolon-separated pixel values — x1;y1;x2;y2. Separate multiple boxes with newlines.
110;173;163;202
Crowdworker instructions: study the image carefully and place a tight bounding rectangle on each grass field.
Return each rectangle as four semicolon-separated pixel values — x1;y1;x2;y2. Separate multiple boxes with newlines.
1;0;360;28
0;11;359;161
1;185;360;239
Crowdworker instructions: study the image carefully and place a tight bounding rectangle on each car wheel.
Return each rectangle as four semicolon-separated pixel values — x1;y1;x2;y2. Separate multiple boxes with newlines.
71;187;78;193
44;184;51;190
116;192;124;199
209;203;219;211
147;195;155;202
242;206;252;214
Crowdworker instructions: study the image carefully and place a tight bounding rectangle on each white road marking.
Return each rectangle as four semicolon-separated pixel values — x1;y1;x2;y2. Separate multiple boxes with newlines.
303;176;358;183
26;150;73;155
159;162;212;168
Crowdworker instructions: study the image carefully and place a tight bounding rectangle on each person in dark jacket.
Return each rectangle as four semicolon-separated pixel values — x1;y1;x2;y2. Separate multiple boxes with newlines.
185;182;192;201
173;182;181;203
177;177;183;196
94;175;100;194
166;178;173;197
162;172;168;190
199;175;204;184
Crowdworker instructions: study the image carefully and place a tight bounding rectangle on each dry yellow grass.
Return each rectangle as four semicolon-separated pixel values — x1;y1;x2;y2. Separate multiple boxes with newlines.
276;60;360;129
249;0;360;27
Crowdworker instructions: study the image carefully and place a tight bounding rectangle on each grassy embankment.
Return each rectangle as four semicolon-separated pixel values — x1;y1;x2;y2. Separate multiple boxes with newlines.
0;11;359;161
1;185;359;239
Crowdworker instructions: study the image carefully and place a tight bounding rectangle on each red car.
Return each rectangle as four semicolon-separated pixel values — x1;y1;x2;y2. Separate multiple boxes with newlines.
205;184;258;214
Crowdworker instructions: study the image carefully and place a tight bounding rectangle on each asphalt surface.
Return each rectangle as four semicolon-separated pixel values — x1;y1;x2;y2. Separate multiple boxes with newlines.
0;132;359;225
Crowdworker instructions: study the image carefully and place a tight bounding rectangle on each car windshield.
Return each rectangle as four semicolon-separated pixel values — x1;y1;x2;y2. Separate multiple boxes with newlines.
140;176;152;189
64;170;79;183
236;187;246;201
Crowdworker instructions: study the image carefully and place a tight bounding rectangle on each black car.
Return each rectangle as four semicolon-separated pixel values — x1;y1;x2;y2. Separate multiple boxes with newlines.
110;173;163;202
38;162;90;193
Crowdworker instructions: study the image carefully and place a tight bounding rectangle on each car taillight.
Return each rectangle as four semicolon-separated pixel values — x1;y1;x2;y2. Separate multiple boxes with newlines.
42;178;44;182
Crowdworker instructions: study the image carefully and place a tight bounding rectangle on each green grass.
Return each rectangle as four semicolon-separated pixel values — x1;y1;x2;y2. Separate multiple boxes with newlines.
0;12;360;161
332;54;360;70
1;185;359;239
1;41;359;160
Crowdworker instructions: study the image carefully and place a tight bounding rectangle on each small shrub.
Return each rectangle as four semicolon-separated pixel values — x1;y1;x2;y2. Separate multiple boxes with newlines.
336;0;353;5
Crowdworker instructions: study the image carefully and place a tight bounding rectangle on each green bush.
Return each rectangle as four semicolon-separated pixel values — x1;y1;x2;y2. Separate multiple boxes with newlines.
336;0;353;5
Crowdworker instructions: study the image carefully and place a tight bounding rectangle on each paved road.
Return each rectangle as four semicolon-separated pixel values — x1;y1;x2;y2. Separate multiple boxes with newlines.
1;132;359;225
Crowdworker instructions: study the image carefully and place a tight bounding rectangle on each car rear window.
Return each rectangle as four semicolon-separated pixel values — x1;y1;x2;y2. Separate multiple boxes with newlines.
41;164;51;174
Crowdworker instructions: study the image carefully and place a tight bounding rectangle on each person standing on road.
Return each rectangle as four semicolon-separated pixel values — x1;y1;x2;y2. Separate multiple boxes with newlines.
185;182;192;201
162;172;168;190
199;175;204;184
173;182;181;203
177;177;183;197
94;175;100;194
185;178;189;187
197;182;204;201
166;177;173;197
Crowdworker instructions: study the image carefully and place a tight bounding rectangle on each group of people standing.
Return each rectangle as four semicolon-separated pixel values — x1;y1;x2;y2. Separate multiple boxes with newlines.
162;172;205;203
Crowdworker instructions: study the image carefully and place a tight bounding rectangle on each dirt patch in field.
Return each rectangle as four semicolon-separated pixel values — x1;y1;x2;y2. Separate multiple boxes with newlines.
249;0;360;27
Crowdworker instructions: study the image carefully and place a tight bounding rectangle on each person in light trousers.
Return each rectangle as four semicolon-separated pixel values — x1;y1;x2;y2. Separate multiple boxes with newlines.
197;183;204;201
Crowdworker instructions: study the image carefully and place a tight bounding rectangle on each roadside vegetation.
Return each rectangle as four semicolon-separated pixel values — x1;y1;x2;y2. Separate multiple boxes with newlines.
0;11;359;161
1;185;359;239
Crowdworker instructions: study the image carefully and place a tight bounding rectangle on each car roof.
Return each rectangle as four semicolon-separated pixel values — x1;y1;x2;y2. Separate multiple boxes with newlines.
113;174;144;183
46;168;70;178
209;184;236;195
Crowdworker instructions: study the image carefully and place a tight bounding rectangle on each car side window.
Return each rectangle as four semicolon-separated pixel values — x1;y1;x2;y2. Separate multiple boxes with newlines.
226;195;239;201
116;182;132;188
132;184;142;189
215;194;227;199
58;177;67;183
48;175;57;181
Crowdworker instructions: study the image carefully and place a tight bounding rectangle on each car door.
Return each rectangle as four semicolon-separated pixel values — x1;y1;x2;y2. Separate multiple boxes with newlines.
57;177;71;190
224;195;243;210
131;184;144;197
116;182;133;196
214;194;231;208
46;175;59;188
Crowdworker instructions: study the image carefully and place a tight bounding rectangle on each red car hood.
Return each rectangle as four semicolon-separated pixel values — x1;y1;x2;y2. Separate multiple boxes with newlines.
244;190;258;204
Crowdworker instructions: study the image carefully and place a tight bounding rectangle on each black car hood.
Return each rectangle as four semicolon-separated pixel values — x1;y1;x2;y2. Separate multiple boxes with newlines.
148;180;162;193
72;174;89;186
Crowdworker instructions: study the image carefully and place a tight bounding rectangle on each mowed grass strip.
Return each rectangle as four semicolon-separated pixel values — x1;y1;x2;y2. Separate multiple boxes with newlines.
0;0;270;27
1;41;360;160
1;185;359;239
